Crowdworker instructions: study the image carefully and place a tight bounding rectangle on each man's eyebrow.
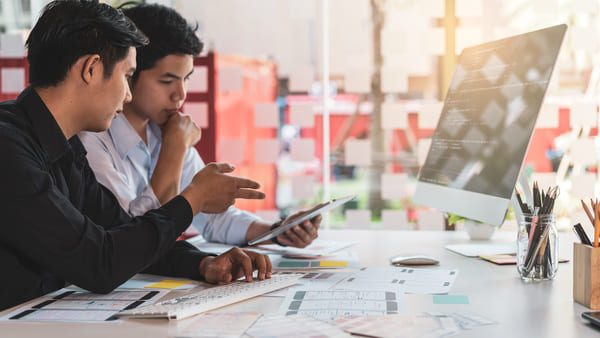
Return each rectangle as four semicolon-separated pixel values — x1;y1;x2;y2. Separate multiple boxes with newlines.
128;67;136;73
160;72;182;80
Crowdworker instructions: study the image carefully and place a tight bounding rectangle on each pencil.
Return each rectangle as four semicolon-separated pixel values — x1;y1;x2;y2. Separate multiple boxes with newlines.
595;205;600;248
581;200;595;227
515;189;530;214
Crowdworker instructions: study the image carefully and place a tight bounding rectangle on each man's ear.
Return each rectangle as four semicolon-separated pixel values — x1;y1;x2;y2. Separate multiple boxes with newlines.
81;54;102;84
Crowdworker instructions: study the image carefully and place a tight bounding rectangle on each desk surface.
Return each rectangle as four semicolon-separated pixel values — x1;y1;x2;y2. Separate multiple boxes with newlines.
1;229;599;337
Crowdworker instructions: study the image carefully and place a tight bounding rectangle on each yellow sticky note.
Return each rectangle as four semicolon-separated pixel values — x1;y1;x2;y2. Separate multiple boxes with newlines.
145;280;191;290
319;261;348;267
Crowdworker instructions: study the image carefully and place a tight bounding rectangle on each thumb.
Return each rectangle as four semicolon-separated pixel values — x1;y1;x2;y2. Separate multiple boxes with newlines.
212;162;236;173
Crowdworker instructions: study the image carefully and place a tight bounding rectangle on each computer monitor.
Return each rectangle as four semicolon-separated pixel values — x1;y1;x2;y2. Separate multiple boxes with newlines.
413;24;567;226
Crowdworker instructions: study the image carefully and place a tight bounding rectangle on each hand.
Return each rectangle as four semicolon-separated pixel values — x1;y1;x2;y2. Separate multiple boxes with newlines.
275;212;321;248
199;247;272;283
161;112;201;149
180;162;265;214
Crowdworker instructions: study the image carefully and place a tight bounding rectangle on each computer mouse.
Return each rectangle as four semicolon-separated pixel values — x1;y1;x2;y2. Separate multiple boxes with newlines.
389;255;439;266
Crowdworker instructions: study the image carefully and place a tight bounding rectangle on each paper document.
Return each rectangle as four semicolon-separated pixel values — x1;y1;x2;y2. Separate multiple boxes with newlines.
170;312;261;338
331;314;451;338
271;251;360;270
246;314;351;338
1;289;165;323
333;266;458;294
445;243;516;257
257;239;357;258
265;271;352;297
278;289;407;322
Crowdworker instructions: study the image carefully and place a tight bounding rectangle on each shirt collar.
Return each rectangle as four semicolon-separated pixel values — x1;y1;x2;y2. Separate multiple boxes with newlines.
17;87;71;163
108;113;145;159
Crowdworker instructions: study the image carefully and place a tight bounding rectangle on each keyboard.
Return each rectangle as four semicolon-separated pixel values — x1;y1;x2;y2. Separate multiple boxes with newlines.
117;274;303;320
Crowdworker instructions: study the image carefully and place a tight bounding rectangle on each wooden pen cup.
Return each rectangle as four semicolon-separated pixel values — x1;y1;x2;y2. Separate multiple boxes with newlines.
573;242;600;309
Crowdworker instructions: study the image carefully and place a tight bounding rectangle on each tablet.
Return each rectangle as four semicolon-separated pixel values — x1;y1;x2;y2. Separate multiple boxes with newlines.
247;195;357;246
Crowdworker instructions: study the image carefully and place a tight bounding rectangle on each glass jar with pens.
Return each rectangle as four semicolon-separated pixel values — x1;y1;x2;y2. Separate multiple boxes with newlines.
515;182;558;281
516;213;558;280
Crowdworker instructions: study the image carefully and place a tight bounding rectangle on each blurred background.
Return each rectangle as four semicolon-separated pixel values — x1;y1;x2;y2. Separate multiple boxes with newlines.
1;0;599;233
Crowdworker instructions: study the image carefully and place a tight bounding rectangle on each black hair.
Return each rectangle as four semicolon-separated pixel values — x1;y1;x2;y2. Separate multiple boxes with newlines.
26;0;148;87
119;2;203;82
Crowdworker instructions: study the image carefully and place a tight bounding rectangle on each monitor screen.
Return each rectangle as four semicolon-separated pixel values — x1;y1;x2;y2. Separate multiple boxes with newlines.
413;24;567;226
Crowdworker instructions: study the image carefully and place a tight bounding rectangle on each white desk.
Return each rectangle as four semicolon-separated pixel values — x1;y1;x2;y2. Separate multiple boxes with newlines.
1;229;599;337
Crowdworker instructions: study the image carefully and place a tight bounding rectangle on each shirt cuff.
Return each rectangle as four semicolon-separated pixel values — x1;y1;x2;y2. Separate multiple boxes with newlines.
129;184;162;216
161;195;194;235
227;211;260;246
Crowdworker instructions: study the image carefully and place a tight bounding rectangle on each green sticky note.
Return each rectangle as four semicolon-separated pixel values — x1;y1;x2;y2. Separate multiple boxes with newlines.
433;295;469;304
278;261;309;268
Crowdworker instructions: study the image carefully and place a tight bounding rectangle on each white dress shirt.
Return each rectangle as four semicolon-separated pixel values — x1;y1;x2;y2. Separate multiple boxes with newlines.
79;114;259;246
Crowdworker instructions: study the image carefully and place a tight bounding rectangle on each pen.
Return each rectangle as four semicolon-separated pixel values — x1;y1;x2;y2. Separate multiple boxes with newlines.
573;223;592;246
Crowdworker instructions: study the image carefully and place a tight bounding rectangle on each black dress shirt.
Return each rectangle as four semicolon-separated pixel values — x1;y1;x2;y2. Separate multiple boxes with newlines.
0;87;210;311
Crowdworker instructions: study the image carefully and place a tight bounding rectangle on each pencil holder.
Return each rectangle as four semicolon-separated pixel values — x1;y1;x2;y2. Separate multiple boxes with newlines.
516;213;558;280
573;242;600;309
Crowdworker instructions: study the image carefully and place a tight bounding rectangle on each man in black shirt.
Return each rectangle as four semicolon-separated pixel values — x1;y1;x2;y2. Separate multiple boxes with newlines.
0;0;271;311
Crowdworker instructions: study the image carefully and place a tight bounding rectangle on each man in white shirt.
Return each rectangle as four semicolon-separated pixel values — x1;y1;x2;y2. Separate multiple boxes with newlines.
80;3;320;247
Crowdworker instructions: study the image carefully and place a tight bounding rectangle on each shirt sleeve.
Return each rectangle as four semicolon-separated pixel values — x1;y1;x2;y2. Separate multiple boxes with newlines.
0;130;207;294
182;148;260;246
79;132;162;216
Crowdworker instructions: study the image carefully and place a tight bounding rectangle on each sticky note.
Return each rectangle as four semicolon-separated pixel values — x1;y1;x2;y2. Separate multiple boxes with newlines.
0;33;25;57
254;103;279;128
532;0;558;14
572;0;598;12
571;173;597;199
1;68;25;93
382;29;408;54
289;65;314;92
456;0;483;17
571;26;598;52
570;100;597;127
254;139;279;163
418;102;443;129
381;68;408;93
183;102;209;128
145;280;191;290
345;139;371;166
256;209;280;223
290;138;315;162
536;103;559;128
426;28;446;55
188;66;208;92
381;173;408;200
319;261;348;267
345;209;371;228
570;138;596;166
381;102;408;129
219;66;243;92
433;295;469;304
345;69;371;93
219;139;244;163
417;138;432;166
278;261;310;268
289;103;315;127
456;28;483;54
381;210;409;229
418;210;445;230
417;0;445;18
291;175;315;200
